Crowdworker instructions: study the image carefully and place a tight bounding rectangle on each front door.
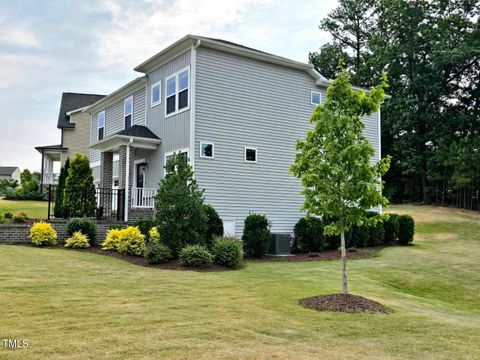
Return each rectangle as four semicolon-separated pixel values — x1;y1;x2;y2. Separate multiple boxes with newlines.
136;163;145;189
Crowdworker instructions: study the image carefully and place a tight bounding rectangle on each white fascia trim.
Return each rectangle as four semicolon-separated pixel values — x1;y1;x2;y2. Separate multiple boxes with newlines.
66;106;88;116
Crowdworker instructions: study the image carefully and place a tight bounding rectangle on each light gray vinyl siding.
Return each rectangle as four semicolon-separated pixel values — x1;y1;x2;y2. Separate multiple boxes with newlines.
90;114;101;164
194;47;381;237
133;87;146;126
143;50;191;188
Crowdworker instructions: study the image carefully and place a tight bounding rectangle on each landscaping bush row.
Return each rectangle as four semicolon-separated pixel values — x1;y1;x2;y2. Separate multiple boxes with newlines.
293;212;415;252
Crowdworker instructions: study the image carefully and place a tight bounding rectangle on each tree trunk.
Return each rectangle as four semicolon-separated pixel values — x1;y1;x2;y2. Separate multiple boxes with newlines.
341;230;348;294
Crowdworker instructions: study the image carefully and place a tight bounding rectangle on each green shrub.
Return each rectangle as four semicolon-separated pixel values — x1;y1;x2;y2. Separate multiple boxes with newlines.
4;212;13;219
63;154;96;218
367;219;385;246
0;215;5;224
12;212;28;223
384;214;400;244
109;224;123;230
398;215;415;245
350;224;369;248
293;217;325;252
204;204;223;249
54;158;69;218
212;237;243;268
134;218;156;241
67;218;97;246
145;243;173;264
29;222;57;246
64;231;90;249
242;213;271;258
179;245;213;268
102;228;122;251
117;226;146;256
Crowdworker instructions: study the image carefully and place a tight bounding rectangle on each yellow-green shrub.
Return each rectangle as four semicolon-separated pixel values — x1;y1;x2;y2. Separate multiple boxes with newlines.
29;222;57;246
117;226;146;256
149;226;160;244
64;231;90;249
102;228;122;251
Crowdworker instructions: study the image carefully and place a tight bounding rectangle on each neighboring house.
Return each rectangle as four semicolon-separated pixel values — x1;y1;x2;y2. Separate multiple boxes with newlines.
35;93;105;189
85;35;381;237
0;167;21;183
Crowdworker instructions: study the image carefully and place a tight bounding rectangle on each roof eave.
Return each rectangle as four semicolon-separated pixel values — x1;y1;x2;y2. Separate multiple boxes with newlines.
83;77;147;114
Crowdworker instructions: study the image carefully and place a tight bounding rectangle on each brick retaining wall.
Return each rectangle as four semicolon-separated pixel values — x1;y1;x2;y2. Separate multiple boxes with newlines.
0;220;127;245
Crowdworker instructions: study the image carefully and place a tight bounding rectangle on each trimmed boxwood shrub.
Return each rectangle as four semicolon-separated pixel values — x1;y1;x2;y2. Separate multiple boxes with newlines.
293;217;325;252
398;215;415;245
64;231;90;249
145;243;173;264
29;222;57;247
179;245;213;268
212;237;243;268
350;224;369;248
67;218;97;246
204;204;224;249
367;219;385;246
242;213;271;258
384;214;400;244
117;226;146;256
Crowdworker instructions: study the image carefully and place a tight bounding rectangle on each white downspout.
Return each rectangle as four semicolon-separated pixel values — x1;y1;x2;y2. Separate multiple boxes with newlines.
124;138;133;222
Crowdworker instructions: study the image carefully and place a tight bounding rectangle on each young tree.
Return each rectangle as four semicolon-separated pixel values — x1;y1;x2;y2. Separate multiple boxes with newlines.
290;69;390;294
63;154;96;218
54;158;70;218
154;153;207;257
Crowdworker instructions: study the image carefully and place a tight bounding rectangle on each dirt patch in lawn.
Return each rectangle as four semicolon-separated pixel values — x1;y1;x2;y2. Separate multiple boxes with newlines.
299;293;390;313
83;246;230;272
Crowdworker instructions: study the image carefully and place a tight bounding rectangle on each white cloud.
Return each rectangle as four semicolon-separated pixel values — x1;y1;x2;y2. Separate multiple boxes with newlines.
0;16;40;48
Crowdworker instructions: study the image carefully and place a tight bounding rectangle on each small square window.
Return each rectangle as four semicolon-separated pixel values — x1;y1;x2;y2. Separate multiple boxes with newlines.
245;147;257;163
151;81;161;107
311;91;321;105
200;142;214;158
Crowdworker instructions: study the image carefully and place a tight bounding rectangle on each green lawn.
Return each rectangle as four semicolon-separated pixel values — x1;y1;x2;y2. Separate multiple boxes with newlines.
0;205;479;359
0;198;48;219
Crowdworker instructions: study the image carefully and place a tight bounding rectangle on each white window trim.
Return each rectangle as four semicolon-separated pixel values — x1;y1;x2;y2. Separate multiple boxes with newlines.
244;147;257;163
98;110;105;141
165;65;190;118
124;96;133;129
164;148;190;175
151;81;161;107
311;91;321;105
199;141;214;159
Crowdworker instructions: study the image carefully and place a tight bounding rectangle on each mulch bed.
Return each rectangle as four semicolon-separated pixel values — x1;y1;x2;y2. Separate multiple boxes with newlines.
299;293;390;313
82;246;230;272
250;248;375;262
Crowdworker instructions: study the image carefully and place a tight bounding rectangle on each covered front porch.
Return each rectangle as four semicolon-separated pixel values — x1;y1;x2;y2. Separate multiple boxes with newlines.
35;145;68;190
91;125;161;221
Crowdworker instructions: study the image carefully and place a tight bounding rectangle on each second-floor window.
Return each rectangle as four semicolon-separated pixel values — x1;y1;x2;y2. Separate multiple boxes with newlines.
98;111;105;140
311;91;321;105
166;66;190;116
151;81;161;107
124;96;133;129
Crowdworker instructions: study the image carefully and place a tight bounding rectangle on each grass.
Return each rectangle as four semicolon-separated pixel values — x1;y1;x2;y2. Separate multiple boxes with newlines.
0;197;48;219
0;205;479;359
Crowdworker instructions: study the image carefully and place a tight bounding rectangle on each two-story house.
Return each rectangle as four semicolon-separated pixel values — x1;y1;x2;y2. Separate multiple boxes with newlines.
85;35;381;237
35;92;105;190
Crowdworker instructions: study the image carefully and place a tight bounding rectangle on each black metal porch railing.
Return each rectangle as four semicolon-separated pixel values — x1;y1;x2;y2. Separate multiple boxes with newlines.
47;185;125;221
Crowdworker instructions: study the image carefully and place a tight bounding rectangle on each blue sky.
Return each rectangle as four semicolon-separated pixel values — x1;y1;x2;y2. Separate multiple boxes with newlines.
0;0;336;171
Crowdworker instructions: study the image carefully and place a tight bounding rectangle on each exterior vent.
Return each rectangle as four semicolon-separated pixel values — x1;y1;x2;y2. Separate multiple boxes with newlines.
268;234;292;255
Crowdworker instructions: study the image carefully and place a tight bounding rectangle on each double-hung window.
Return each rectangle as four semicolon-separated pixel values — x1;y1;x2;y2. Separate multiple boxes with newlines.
98;111;105;141
124;96;133;129
151;81;161;107
166;66;190;116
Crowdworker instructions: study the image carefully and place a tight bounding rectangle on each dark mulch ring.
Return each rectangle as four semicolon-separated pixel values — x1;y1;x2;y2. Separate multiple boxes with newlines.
83;246;231;272
299;293;390;313
250;247;380;262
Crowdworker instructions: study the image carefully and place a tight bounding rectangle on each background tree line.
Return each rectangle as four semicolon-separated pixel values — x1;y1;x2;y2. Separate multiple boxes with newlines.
310;0;479;206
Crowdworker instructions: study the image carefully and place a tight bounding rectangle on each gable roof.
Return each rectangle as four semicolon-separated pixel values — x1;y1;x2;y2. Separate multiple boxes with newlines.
57;93;105;129
133;35;327;83
0;166;19;176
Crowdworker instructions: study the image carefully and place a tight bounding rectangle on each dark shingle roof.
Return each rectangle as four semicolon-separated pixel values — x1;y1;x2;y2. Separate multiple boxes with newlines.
116;125;160;139
0;166;19;176
57;93;105;129
35;144;68;152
